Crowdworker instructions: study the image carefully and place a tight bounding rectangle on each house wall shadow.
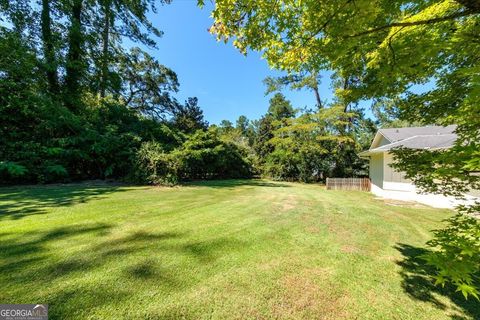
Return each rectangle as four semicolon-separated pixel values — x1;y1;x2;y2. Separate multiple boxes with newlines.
394;243;479;318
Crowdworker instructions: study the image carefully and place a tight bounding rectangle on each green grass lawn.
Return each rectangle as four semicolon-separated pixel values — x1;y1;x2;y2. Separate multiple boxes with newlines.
0;180;478;319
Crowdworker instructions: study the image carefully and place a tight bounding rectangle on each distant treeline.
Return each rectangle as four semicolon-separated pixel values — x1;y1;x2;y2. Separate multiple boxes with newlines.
0;0;375;185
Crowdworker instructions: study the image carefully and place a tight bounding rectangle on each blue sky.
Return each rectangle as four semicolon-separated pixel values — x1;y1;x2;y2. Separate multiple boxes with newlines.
143;1;339;125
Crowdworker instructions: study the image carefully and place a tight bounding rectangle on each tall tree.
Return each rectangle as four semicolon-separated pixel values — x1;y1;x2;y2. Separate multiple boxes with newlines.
118;47;179;117
64;0;84;110
99;0;112;97
171;97;209;134
235;115;249;135
267;93;295;120
92;0;169;97
219;120;234;133
40;0;59;94
264;71;323;109
254;115;274;162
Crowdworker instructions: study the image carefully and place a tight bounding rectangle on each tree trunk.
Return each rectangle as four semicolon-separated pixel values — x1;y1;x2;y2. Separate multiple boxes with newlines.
100;0;111;98
65;0;84;111
313;84;322;110
343;77;350;113
312;73;322;109
342;76;353;133
40;0;59;94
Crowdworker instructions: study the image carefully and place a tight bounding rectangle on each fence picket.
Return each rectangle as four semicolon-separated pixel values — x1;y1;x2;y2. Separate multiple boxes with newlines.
325;178;371;191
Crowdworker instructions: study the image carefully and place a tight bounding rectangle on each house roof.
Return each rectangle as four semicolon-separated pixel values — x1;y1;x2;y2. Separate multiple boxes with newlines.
378;125;457;142
360;125;457;157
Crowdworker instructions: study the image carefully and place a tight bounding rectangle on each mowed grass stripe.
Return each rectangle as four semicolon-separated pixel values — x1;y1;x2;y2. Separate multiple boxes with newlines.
0;180;478;319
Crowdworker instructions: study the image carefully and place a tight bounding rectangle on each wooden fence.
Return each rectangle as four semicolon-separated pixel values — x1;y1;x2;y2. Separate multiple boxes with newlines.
326;177;371;191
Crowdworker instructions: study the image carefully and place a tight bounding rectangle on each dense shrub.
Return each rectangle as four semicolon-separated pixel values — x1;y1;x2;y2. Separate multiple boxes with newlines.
175;128;252;180
132;128;253;185
0;93;182;184
132;141;179;185
0;162;28;184
264;148;330;182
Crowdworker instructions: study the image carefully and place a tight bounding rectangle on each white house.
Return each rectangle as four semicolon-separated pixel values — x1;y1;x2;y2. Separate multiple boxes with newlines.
359;125;479;209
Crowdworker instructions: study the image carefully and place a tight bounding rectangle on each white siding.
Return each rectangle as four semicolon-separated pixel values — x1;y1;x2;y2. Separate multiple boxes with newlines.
370;134;392;149
377;136;391;147
369;153;384;189
383;153;411;184
366;134;480;209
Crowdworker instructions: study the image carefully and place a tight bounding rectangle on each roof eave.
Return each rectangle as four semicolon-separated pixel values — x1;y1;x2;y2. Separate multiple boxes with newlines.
358;149;385;157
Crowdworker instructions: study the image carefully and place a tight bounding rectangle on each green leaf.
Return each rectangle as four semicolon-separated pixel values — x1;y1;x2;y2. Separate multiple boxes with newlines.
456;284;479;300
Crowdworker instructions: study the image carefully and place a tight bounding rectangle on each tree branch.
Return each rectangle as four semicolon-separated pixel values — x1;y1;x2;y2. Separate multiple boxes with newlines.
348;9;475;38
301;0;353;44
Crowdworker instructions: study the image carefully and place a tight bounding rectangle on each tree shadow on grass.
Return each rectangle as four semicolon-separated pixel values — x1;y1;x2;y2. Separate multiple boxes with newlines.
0;222;249;318
180;237;246;263
46;285;133;319
185;179;291;189
0;224;113;276
0;225;185;315
0;183;128;220
395;243;480;318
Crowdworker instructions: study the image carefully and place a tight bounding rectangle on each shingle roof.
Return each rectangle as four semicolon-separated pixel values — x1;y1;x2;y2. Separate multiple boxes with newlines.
378;125;457;142
372;133;457;151
359;125;458;156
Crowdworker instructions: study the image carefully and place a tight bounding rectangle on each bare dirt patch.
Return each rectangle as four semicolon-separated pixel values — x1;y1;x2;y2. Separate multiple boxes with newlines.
340;245;360;254
305;225;321;234
280;194;298;211
270;269;351;319
322;215;352;241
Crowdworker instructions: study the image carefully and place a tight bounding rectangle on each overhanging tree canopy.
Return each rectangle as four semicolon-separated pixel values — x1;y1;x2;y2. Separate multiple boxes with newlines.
201;0;480;299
